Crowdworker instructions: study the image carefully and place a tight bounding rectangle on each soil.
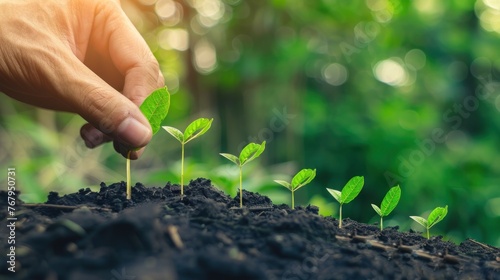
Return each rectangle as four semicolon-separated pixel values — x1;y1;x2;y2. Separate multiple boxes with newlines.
1;178;499;280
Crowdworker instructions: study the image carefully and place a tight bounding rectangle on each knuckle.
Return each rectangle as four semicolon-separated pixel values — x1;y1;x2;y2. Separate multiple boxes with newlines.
145;60;161;87
80;86;128;134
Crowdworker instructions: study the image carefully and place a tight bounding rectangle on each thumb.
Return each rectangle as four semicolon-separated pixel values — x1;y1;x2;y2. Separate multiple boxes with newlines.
67;73;152;152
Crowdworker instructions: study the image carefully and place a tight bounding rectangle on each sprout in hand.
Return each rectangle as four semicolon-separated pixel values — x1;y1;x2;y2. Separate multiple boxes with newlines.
126;87;170;199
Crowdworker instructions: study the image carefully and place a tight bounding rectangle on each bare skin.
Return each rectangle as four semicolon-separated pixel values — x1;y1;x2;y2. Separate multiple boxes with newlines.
0;0;164;159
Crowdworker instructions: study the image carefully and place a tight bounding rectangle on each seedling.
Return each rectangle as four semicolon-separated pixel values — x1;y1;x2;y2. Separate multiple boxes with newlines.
163;118;213;198
274;168;316;210
410;205;448;239
220;141;266;208
327;176;364;228
371;185;401;230
126;87;170;200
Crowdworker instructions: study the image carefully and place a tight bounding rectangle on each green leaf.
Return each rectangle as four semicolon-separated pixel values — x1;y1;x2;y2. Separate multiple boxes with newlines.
410;216;428;228
291;169;316;191
427;205;448;229
326;188;342;203
184;118;213;144
380;185;401;216
239;141;266;166
220;153;239;165
340;176;364;204
274;180;292;190
163;126;184;143
371;204;382;216
139;87;170;135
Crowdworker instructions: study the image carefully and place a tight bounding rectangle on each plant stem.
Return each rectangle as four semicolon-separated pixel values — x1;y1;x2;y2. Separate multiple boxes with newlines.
427;228;430;239
339;204;343;228
181;142;185;199
239;166;243;208
126;151;131;200
291;190;295;210
380;216;383;230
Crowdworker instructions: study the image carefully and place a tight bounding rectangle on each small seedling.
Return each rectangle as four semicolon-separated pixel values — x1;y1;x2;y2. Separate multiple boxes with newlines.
327;176;364;228
220;141;266;208
163;118;213;198
371;185;401;230
126;87;170;200
274;168;316;210
410;205;448;239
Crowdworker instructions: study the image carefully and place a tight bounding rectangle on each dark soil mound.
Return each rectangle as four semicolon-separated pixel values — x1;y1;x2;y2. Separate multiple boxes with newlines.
1;178;499;279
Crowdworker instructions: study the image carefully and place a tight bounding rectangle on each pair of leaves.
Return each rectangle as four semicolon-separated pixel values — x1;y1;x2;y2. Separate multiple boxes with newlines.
163;118;213;144
371;185;401;217
274;169;316;191
139;87;171;135
410;205;448;229
327;176;364;205
128;87;170;199
220;141;266;167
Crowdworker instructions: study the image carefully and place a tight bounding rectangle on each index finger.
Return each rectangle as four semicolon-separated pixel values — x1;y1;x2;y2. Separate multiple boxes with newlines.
97;1;164;104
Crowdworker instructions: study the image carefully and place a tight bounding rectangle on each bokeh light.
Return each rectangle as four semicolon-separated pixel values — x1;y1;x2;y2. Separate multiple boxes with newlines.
374;59;408;87
322;63;348;86
194;39;217;73
158;28;189;51
404;49;426;71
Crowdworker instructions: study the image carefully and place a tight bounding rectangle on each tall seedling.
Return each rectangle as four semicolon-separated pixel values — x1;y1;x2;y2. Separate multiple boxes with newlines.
126;87;170;199
163;118;213;198
274;168;316;209
220;141;266;208
410;205;448;239
371;185;401;230
327;176;364;228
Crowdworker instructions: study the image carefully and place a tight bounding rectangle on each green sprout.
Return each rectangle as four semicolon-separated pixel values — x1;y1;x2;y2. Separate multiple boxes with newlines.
371;185;401;230
220;141;266;208
163;118;213;198
410;205;448;239
327;176;364;228
126;87;170;199
274;168;316;210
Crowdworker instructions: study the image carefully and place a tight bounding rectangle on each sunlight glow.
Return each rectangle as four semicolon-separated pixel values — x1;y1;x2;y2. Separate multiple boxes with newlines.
483;0;500;10
191;0;225;27
155;0;176;18
477;0;500;34
194;39;217;74
479;9;500;33
413;0;444;17
158;28;189;51
374;59;408;87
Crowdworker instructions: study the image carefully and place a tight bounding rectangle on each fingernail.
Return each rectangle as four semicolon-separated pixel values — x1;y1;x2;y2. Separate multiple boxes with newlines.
116;117;151;147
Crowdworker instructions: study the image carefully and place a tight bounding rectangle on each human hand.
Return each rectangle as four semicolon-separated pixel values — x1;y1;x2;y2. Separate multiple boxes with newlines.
0;0;164;159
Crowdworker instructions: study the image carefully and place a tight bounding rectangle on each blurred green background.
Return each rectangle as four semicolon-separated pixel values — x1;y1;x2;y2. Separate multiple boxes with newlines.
1;0;500;246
